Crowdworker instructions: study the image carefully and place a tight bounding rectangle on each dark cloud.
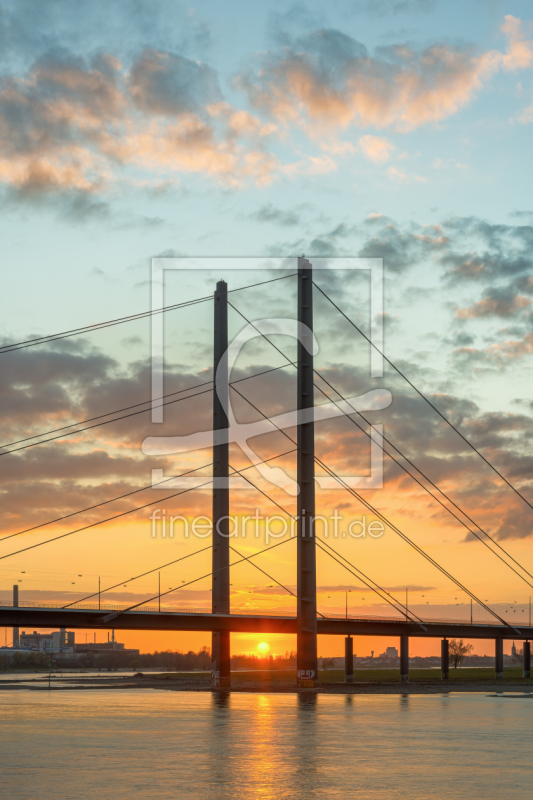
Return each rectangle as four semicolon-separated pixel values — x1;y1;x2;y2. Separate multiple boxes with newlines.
493;507;533;540
0;42;280;214
456;285;531;319
2;312;533;541
268;215;448;268
249;203;301;227
0;1;213;67
441;218;533;283
128;49;221;117
344;0;437;15
0;49;123;158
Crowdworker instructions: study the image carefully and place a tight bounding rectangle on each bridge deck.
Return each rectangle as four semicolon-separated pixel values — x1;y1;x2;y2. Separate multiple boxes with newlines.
1;606;530;640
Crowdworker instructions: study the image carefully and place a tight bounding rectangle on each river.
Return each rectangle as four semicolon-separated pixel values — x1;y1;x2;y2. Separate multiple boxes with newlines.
0;690;531;799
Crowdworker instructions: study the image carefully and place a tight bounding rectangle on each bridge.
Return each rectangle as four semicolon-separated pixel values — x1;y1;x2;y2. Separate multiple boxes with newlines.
2;258;533;687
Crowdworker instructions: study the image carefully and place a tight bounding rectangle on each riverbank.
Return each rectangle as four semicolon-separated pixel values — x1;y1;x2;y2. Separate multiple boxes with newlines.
1;667;531;694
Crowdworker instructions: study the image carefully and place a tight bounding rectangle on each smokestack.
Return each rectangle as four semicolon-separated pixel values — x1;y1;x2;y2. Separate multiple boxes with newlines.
12;585;19;648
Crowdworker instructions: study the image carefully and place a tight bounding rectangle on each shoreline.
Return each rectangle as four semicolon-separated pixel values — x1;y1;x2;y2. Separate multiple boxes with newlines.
1;673;533;695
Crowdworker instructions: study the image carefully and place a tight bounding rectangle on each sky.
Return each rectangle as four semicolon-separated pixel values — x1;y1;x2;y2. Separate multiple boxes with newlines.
1;0;533;658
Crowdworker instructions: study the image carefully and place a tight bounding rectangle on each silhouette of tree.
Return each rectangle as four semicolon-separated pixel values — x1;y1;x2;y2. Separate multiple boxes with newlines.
449;639;473;668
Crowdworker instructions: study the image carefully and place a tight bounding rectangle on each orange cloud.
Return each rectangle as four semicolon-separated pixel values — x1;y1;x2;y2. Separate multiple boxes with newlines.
239;16;533;133
456;294;530;319
0;50;284;198
358;134;394;162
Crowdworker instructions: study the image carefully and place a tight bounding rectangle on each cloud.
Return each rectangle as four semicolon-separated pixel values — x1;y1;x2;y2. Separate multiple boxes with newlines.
432;157;468;170
460;332;533;364
493;506;533;540
283;154;337;176
249;203;301;226
441;218;533;284
128;49;222;116
0;47;284;209
358;134;394;162
238;16;533;133
456;286;531;319
387;165;426;182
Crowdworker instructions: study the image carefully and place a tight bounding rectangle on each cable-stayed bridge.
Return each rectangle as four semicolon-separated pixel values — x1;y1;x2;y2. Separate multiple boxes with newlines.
1;258;533;687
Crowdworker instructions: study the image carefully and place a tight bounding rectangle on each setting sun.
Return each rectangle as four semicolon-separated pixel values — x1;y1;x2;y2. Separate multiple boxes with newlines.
257;642;270;654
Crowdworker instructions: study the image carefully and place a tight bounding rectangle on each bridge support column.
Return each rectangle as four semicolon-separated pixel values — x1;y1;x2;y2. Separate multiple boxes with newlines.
345;636;353;683
523;641;531;679
211;280;230;690
400;635;409;683
441;638;449;680
495;638;504;679
12;585;19;648
296;257;318;689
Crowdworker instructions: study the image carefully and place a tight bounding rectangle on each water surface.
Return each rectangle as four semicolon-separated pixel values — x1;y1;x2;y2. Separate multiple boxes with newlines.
0;690;530;799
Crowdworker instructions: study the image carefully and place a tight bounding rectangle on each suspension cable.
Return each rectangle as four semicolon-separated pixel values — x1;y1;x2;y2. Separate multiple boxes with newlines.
0;463;213;543
229;370;518;633
101;536;295;621
316;458;518;632
313;280;533;513
317;537;426;626
63;546;212;608
229;545;296;604
227;456;421;625
0;449;296;561
0;296;212;354
0;272;296;355
0;362;295;456
228;298;533;591
313;374;533;589
227;461;325;619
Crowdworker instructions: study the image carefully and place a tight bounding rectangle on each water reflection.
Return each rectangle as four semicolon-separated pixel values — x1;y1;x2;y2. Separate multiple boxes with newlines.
244;695;280;799
400;693;410;710
212;692;231;710
208;691;232;796
1;691;532;799
294;692;319;795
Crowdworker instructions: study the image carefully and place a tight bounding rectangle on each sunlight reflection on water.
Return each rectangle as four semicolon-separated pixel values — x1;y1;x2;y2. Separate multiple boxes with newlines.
0;690;531;799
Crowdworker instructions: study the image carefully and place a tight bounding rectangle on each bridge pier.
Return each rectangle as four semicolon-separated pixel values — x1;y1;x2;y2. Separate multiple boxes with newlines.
345;636;353;683
12;585;19;648
400;634;409;682
296;258;318;689
211;280;231;690
495;638;504;679
523;641;531;679
441;638;449;680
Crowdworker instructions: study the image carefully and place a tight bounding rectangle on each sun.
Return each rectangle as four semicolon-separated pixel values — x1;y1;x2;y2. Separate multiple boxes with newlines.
257;641;270;654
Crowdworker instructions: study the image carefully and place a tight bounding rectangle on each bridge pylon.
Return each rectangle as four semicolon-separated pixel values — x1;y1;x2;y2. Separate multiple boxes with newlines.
296;257;318;688
211;280;231;689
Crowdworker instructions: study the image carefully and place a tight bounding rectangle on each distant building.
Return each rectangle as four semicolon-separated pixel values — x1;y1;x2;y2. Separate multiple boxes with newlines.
0;646;33;658
19;628;74;655
376;646;399;661
74;630;139;656
75;643;140;656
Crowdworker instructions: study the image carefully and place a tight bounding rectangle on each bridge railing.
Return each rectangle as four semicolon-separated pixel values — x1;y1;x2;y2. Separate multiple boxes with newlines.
9;600;294;617
3;600;521;626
